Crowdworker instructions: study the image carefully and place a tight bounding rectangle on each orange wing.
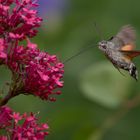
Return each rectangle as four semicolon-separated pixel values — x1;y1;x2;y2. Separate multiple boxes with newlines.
121;44;135;51
120;50;140;60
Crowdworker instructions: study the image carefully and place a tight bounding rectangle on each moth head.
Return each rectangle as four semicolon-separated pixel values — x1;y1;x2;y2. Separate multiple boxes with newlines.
98;40;108;51
98;40;114;52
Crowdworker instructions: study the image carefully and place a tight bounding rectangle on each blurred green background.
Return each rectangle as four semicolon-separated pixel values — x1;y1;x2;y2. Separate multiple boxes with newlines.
3;0;140;139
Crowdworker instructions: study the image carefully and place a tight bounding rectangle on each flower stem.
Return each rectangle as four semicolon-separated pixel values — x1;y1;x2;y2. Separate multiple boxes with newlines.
0;89;22;106
0;92;13;106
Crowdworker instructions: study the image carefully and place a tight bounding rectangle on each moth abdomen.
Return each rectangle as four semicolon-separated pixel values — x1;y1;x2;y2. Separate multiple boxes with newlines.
129;63;138;81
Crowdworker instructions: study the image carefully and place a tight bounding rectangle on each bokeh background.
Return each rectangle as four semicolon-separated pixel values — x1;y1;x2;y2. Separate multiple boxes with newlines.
3;0;140;140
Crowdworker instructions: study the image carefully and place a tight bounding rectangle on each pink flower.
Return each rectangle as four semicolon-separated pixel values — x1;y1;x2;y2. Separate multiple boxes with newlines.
0;0;64;102
0;0;64;103
11;112;22;124
0;0;42;40
0;0;14;6
10;112;49;140
0;39;7;59
0;136;8;140
0;106;12;129
6;39;64;101
0;106;49;140
0;0;62;139
0;0;42;65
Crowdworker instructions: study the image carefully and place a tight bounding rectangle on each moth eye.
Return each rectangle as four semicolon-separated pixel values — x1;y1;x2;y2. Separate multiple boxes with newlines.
102;45;107;49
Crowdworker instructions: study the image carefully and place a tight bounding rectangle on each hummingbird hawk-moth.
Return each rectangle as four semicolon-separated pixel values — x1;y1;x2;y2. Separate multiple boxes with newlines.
98;25;140;81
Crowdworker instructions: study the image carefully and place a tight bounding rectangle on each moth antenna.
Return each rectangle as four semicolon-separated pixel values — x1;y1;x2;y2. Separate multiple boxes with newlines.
63;42;97;64
93;22;104;40
63;23;101;64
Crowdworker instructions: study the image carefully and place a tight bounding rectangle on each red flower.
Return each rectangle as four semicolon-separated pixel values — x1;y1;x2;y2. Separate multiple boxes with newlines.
0;136;8;140
11;112;22;124
0;0;42;40
7;39;64;101
0;106;49;140
0;0;64;101
10;112;49;140
0;39;7;59
0;106;12;129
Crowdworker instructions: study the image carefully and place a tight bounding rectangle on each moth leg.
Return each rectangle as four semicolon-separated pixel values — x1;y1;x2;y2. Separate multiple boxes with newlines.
112;63;126;76
116;67;126;76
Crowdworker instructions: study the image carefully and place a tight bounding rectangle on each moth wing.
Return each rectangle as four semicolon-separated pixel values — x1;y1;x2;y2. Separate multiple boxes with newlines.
109;25;136;50
120;44;135;51
120;50;140;60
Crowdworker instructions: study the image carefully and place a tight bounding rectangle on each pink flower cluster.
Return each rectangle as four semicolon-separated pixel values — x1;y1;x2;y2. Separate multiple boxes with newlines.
0;0;64;139
0;0;42;40
0;0;42;61
0;0;64;101
7;39;64;101
0;106;49;140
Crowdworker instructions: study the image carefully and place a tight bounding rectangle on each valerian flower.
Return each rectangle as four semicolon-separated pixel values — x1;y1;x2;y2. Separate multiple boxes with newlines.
0;0;42;40
0;136;8;140
0;0;42;64
0;106;12;129
0;0;64;103
6;39;64;101
0;106;49;140
0;0;62;139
